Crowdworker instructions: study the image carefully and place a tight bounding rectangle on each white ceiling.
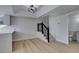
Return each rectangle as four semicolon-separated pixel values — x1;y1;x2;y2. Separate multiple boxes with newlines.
48;5;79;17
0;5;79;18
0;5;59;18
11;5;59;18
0;5;13;15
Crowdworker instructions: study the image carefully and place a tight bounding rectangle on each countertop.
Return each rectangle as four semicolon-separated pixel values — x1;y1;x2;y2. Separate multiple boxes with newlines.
0;25;14;34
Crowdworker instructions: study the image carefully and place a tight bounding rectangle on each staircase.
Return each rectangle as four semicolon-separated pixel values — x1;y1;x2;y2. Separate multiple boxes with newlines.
37;22;49;43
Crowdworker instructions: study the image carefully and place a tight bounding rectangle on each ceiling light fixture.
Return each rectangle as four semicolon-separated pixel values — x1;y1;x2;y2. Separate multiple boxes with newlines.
25;5;40;14
28;5;37;13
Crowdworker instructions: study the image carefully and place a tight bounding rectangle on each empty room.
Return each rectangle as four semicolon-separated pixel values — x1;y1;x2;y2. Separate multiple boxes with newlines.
0;5;79;53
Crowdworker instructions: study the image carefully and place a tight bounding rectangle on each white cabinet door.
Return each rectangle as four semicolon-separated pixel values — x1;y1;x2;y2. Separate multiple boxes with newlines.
0;34;12;53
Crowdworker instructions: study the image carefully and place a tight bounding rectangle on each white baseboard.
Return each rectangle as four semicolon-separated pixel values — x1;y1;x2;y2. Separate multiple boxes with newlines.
12;36;48;43
55;39;69;45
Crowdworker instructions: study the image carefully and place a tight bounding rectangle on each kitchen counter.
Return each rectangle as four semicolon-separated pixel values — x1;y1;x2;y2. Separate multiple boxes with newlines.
0;25;14;53
0;25;14;34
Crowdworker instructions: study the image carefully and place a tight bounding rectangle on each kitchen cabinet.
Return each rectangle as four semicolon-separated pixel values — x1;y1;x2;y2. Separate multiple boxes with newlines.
0;26;14;53
0;15;10;25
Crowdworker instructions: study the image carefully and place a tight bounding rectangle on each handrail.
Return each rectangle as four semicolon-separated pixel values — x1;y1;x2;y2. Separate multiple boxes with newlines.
42;23;49;30
37;22;49;42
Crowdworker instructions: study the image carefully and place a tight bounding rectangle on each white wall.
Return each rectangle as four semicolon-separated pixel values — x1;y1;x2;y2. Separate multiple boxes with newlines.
40;16;49;27
68;14;79;31
49;16;56;38
11;16;42;41
49;15;69;44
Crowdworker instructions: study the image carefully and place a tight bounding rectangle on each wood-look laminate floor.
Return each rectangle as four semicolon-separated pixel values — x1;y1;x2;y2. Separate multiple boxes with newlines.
12;38;79;53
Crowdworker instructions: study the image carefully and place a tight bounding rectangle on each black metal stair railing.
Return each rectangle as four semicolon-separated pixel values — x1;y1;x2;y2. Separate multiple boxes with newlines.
37;22;49;43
